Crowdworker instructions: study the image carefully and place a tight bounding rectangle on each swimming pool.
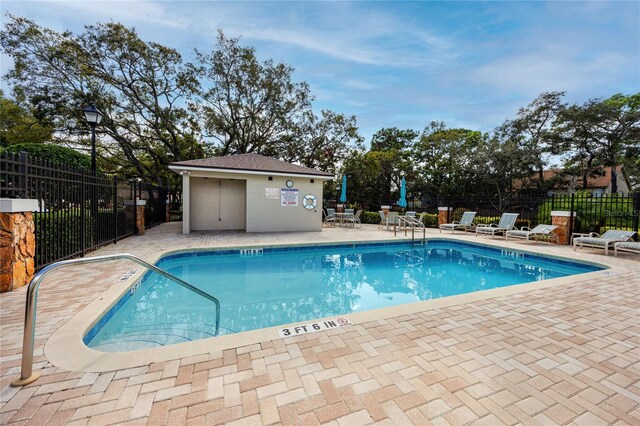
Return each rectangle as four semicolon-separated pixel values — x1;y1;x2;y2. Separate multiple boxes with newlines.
85;240;602;352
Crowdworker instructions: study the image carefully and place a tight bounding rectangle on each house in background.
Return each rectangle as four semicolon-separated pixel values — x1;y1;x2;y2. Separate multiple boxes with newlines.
545;165;631;196
169;154;333;234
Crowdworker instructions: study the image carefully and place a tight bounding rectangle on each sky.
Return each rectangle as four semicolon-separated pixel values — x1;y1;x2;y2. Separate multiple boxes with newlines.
1;1;639;145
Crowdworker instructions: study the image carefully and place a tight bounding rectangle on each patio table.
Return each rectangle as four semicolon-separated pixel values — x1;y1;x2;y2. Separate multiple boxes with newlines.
335;212;355;227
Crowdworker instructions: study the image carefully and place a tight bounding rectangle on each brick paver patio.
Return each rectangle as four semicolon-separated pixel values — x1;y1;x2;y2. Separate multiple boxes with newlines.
1;223;638;425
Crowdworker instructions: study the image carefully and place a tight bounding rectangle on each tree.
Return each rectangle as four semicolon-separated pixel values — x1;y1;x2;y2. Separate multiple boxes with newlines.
555;94;640;193
472;137;533;206
1;15;204;186
592;94;640;193
370;127;419;152
499;92;566;190
288;110;363;175
340;149;411;208
0;91;53;146
194;31;312;157
411;122;485;198
554;101;604;190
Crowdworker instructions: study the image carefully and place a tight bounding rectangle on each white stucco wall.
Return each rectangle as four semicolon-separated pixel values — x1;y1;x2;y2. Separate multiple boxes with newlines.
245;175;323;232
176;168;327;233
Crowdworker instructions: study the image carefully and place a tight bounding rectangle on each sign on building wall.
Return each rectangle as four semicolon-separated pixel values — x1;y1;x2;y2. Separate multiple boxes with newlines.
281;188;299;207
265;188;280;200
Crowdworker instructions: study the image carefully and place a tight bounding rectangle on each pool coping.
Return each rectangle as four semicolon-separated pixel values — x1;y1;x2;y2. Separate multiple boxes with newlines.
45;237;620;374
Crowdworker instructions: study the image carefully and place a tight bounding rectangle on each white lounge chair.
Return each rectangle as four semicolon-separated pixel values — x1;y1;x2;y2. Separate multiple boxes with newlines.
505;224;558;244
440;211;476;234
614;241;640;256
573;230;637;255
475;213;519;238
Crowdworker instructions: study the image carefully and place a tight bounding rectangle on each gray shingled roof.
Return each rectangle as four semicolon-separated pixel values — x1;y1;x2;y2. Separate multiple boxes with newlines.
170;154;334;177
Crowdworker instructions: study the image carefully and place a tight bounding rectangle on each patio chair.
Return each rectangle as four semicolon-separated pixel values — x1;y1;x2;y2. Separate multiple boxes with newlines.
505;224;558;244
573;230;637;255
614;241;640;256
439;211;476;234
378;211;386;229
405;211;416;218
324;208;337;227
344;210;362;227
475;213;519;238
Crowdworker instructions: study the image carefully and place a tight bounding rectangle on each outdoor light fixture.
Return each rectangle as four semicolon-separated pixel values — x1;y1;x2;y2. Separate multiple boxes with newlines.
82;105;103;172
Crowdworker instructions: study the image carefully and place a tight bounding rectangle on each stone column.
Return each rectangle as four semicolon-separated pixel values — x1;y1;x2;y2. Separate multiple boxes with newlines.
165;199;171;223
438;207;451;226
0;199;38;293
551;210;576;245
124;200;146;236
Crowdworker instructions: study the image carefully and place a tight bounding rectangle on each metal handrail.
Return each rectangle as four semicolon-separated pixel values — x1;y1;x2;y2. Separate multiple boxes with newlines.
11;253;220;387
394;216;426;243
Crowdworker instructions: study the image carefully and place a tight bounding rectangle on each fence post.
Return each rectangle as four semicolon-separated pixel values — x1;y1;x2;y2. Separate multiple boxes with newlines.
113;176;118;244
80;169;86;257
19;152;28;199
569;193;575;235
633;192;640;235
551;194;555;211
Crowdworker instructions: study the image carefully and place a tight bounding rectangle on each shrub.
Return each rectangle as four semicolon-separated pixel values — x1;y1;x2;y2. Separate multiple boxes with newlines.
362;211;381;224
419;213;438;228
34;208;130;265
1;143;92;169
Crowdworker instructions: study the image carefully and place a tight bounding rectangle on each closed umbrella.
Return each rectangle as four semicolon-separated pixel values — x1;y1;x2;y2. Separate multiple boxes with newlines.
339;175;347;203
397;177;407;209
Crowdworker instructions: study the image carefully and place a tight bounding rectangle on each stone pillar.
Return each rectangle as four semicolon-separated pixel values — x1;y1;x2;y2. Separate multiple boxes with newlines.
438;207;451;226
0;199;38;293
165;199;171;223
124;200;146;236
551;210;576;245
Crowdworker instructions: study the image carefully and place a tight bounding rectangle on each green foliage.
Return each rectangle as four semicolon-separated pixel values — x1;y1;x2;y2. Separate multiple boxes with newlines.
370;127;419;152
194;32;362;174
412;123;485;197
361;211;381;224
1;143;91;169
0;92;53;146
1;15;204;186
34;208;128;264
419;213;438;228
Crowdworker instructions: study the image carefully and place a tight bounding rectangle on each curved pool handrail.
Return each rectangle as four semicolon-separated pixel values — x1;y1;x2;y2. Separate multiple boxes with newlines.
11;253;221;387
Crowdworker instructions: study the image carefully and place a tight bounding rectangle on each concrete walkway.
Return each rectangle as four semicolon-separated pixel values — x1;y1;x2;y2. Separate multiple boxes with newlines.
1;223;638;425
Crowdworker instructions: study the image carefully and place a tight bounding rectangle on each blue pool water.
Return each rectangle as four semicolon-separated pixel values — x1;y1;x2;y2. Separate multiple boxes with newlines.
85;240;602;352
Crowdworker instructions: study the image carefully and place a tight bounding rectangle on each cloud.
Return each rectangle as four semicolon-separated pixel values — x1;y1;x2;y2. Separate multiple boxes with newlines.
1;0;638;144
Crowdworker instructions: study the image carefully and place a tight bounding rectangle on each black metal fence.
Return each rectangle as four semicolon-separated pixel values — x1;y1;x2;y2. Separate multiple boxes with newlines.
441;193;639;236
332;192;640;238
1;152;170;270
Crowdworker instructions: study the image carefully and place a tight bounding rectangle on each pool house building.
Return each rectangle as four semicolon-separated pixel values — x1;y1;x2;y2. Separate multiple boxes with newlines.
169;154;334;234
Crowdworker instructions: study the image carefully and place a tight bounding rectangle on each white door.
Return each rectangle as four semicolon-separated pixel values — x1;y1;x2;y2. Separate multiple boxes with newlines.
190;178;246;230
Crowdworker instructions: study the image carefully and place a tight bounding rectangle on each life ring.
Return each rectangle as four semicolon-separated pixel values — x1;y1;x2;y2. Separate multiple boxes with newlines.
303;194;317;209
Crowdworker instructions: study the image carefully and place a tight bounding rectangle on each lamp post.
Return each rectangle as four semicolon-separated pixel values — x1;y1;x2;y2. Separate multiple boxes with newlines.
82;105;103;173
